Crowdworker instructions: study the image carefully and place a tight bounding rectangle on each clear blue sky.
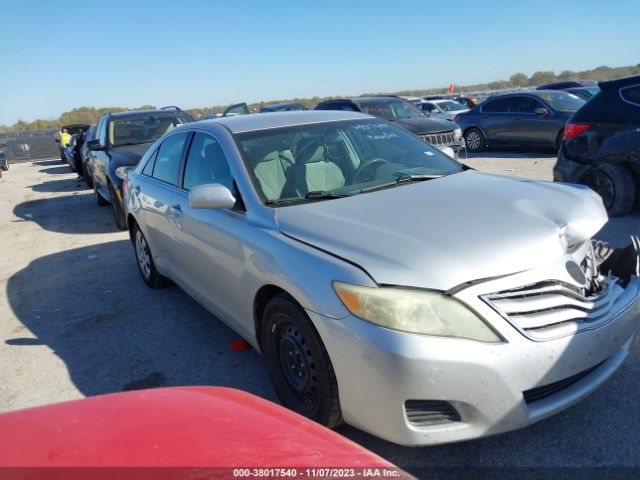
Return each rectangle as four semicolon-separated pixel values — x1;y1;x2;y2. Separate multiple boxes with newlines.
1;0;638;125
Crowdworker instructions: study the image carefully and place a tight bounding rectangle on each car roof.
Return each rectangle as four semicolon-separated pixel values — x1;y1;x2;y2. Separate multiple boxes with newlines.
203;110;374;133
486;90;567;100
110;109;182;119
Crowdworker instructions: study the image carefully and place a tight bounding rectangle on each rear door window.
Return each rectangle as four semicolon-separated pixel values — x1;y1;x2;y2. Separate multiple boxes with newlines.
620;85;640;106
151;132;190;185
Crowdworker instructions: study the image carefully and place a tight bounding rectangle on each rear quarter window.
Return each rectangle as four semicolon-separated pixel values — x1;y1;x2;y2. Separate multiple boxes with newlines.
620;85;640;106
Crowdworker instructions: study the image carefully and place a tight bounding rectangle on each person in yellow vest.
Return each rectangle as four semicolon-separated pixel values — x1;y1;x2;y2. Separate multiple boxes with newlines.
59;128;71;164
60;128;71;147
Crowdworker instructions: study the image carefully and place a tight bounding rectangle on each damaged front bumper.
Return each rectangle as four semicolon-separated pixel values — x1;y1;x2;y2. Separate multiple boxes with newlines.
311;238;640;446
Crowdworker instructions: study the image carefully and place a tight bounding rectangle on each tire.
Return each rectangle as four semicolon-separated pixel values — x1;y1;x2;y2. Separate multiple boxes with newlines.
261;294;343;428
579;163;636;217
133;223;170;288
555;129;564;150
109;183;127;230
464;128;485;152
95;184;109;206
83;163;94;189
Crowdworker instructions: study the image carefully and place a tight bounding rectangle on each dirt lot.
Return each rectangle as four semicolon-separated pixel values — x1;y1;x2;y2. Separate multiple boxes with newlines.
1;153;639;472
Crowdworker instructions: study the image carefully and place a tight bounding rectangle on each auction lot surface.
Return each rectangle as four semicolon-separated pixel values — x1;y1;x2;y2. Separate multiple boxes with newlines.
1;153;639;470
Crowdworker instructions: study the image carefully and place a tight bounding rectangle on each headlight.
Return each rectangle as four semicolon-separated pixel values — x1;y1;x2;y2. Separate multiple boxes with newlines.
453;128;462;140
333;282;501;342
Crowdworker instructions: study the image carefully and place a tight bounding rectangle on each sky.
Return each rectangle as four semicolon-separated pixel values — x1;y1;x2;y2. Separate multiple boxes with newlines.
0;0;639;125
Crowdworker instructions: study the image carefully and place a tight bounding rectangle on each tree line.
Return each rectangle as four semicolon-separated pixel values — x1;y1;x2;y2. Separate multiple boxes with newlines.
2;63;639;133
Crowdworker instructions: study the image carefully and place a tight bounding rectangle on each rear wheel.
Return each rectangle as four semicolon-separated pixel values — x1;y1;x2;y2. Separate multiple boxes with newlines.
464;128;484;152
109;183;127;230
261;294;343;428
133;223;170;288
580;163;636;217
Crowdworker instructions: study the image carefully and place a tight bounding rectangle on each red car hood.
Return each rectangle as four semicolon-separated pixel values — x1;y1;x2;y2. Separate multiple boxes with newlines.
0;387;402;473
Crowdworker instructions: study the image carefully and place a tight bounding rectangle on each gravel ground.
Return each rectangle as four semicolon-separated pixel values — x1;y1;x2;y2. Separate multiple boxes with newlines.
1;154;639;477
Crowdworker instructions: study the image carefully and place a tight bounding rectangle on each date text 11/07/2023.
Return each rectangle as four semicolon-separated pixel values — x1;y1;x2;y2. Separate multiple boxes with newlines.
232;468;407;478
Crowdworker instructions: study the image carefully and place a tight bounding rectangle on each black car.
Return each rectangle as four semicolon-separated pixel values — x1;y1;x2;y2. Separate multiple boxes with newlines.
553;75;640;216
315;96;464;157
260;102;308;113
88;106;193;229
80;124;97;187
0;143;8;178
536;80;598;90
454;90;585;152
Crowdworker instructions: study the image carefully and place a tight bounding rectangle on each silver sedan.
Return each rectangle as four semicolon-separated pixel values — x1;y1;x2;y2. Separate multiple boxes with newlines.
123;111;640;446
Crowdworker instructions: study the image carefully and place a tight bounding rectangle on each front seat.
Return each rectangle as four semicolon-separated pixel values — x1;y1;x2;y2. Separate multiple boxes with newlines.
253;150;294;201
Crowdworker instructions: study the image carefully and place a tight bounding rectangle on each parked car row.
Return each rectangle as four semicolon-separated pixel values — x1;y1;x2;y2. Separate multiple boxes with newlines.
45;78;640;447
0;143;9;178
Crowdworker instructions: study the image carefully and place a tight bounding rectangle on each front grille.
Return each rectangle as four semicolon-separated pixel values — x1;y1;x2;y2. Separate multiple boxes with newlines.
404;400;460;426
481;279;624;341
421;132;455;146
523;361;604;404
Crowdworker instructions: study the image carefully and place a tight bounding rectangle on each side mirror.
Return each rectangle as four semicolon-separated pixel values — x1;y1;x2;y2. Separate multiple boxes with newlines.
189;183;236;209
88;139;105;151
534;107;549;117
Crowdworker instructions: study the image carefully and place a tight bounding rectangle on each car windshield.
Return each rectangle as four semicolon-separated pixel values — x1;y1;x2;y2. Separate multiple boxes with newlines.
356;98;425;120
538;92;585;112
109;113;184;146
436;100;468;111
236;119;463;206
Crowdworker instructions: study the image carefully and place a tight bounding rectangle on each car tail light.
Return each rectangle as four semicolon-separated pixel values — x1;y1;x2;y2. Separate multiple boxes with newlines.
564;123;591;140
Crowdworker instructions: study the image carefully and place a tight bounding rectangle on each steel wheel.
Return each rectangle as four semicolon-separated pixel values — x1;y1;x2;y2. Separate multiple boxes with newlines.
135;229;151;281
262;294;343;428
278;322;319;405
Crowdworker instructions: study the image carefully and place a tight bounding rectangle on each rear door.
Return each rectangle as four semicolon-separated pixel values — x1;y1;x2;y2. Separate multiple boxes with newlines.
169;131;252;336
92;116;110;199
479;97;519;143
134;131;191;277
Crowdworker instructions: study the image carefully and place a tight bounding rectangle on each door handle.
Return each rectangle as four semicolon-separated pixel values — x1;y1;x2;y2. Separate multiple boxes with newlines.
169;203;183;218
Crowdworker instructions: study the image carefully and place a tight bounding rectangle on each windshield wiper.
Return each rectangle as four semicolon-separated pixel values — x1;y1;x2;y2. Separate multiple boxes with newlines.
304;191;351;200
360;174;443;193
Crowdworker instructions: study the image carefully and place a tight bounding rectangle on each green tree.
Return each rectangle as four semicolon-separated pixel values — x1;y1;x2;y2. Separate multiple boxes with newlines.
529;70;556;86
510;72;528;87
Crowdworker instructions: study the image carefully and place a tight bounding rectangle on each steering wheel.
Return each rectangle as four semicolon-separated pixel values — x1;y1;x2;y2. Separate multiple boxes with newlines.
352;158;390;183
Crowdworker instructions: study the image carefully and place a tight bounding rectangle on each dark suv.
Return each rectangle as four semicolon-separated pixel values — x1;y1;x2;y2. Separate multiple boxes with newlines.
88;107;193;229
553;75;640;216
315;96;464;158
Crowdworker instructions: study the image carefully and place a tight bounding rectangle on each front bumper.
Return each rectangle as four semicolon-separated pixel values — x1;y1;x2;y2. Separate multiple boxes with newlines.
311;273;640;446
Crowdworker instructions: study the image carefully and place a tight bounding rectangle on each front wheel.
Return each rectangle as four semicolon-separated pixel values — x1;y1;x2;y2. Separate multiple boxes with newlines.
580;163;636;217
464;128;485;152
261;294;343;428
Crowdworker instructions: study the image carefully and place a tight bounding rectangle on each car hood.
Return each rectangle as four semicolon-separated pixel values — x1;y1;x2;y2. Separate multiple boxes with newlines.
275;171;607;290
109;143;151;165
395;117;457;134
